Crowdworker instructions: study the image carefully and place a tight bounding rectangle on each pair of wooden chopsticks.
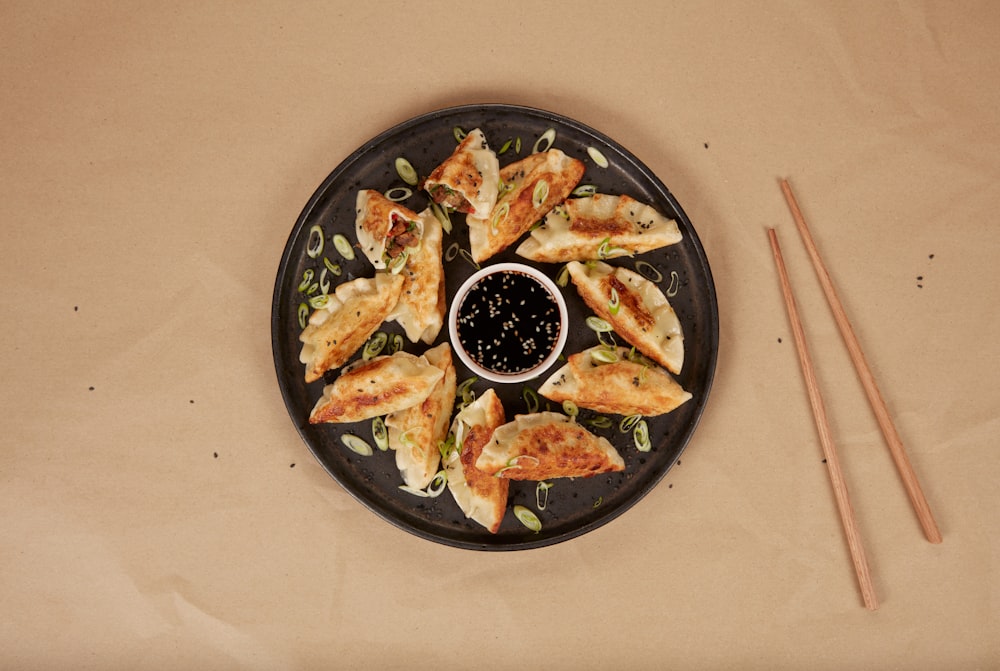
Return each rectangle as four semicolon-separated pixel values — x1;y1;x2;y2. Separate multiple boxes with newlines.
769;179;942;611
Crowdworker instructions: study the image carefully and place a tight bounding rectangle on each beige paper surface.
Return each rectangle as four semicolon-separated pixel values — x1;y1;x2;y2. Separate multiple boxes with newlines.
2;1;998;668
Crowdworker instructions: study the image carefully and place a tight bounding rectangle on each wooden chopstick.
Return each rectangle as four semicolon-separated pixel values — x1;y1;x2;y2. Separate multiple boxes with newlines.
779;179;942;544
768;228;879;611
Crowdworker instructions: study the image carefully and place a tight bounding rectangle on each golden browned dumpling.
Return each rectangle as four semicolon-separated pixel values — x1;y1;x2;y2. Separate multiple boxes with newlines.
467;149;585;264
386;343;457;490
386;209;446;344
308;350;444;424
423;128;500;219
298;272;405;383
568;260;684;375
475;412;625;480
538;345;691;416
355;189;424;271
515;194;682;263
443;388;508;534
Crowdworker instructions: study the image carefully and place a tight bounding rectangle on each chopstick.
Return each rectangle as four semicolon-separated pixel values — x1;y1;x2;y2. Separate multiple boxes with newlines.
779;179;942;545
768;228;879;611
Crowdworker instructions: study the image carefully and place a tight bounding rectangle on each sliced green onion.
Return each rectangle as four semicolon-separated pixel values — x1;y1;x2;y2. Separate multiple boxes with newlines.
453;126;467;142
536;481;553;510
562;400;579;418
445;242;460;262
598;237;631;259
459;248;480;270
635;260;663;283
597;329;617;348
522;386;540;413
608;286;621;315
429;200;452;234
384;187;412;202
297;268;315;293
457;376;478;402
319;267;332;294
593;496;603;509
639;363;650;384
306;224;324;258
395;157;418;186
556;264;571;287
587;146;609;168
586;316;614;333
498;180;514;197
388;333;404;354
619;414;643;433
427;470;447;497
398;428;418;449
306;282;319;295
515;136;522;154
584;416;613;429
438;434;457;461
387;250;409;275
532;128;556;154
532;179;549;209
491;202;510;235
297;302;310;329
332;234;355;260
308;294;330;309
634;419;652;452
372;416;388;451
323;256;342;276
363;331;388;360
666;270;681;297
572;184;597;197
514;505;542;532
341;433;373;456
498;138;513;155
591;348;619;364
398;484;429;497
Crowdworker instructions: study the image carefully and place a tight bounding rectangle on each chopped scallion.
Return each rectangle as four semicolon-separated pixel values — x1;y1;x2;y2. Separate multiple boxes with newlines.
571;184;597;197
394;157;418;186
298;268;315;293
453;126;467;142
514;505;542;532
536;481;553;510
634;419;651;452
372;416;388;451
532;128;556;154
341;433;373;456
587;146;609;168
586;316;613;333
384;187;412;202
635;260;663;283
522;386;540;413
306;224;324;258
363;331;387;360
532;179;549;209
297;302;309;329
332;234;355;260
666;270;680;297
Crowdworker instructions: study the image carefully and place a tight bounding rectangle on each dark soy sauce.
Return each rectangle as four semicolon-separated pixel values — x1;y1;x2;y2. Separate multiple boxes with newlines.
455;270;562;376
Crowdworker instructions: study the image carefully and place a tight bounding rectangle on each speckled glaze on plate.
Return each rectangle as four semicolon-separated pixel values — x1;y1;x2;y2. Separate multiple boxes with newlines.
271;104;718;550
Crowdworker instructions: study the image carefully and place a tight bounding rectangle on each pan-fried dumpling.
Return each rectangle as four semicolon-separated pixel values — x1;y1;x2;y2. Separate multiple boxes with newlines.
538;345;691;416
516;194;682;263
443;388;508;533
475;412;625;480
298;272;405;383
385;343;457;490
467;149;585;264
423;128;500;219
386;208;446;344
568;260;684;375
308;350;444;424
355;189;425;271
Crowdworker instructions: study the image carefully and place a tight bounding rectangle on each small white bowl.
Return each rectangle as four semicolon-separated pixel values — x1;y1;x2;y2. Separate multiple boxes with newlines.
448;262;569;384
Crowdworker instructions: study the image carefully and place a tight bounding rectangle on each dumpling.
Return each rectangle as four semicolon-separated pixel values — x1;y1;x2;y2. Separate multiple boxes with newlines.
443;388;508;534
385;343;457;490
423;128;500;219
308;350;444;424
567;260;684;375
475;412;625;480
515;194;682;263
386;208;446;344
538;345;691;416
467;149;585;264
298;272;405;383
355;189;424;271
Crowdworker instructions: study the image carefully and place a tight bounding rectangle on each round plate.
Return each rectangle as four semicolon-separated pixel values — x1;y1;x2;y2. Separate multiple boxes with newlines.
271;104;718;550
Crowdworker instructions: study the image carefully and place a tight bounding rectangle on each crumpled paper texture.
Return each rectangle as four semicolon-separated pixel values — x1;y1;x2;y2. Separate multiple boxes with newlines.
2;1;998;669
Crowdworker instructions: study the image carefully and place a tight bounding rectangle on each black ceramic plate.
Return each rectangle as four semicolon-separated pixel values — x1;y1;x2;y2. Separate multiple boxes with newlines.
272;104;718;550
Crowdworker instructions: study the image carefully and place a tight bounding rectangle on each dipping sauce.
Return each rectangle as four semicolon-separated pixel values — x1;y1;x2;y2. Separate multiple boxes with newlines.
454;270;563;376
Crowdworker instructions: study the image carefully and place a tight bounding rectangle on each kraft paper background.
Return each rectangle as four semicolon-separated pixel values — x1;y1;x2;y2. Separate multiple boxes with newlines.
2;2;997;669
